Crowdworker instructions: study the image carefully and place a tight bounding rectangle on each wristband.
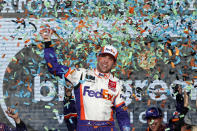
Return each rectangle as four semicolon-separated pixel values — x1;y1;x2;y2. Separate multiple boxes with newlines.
43;41;52;48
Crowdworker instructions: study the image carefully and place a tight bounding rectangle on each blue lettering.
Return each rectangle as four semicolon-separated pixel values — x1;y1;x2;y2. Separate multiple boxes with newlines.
83;86;90;96
83;86;113;100
89;90;95;97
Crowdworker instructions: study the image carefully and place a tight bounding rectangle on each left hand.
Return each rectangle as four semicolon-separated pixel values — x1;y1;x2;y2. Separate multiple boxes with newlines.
5;107;21;124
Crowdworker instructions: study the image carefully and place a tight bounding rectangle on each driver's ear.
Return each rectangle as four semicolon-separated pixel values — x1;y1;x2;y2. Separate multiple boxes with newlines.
112;61;116;68
97;56;99;61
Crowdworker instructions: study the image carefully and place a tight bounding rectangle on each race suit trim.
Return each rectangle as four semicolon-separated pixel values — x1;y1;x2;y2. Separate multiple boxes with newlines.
115;101;125;108
64;68;71;78
64;113;77;119
80;84;85;120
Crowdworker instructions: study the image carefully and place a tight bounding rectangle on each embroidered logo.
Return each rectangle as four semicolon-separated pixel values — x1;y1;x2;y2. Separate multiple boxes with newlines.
108;79;116;91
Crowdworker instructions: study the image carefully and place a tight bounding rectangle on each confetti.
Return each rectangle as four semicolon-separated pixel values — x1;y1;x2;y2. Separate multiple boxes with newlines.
0;0;196;130
45;105;51;109
1;54;6;58
23;102;30;105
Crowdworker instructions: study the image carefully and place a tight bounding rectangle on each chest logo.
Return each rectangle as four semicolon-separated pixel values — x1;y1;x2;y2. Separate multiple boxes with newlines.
83;86;113;101
108;79;116;92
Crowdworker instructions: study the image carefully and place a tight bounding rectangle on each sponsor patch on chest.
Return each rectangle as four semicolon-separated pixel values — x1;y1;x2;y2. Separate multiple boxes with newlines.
83;86;114;101
85;74;95;81
108;79;116;92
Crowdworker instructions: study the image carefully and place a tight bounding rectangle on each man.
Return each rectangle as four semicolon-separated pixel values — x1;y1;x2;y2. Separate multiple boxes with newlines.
0;107;27;131
145;86;191;131
40;29;131;131
145;107;166;131
181;89;197;131
63;88;78;131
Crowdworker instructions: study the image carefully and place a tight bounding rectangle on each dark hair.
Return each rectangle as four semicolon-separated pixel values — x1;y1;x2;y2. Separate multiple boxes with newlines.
98;53;116;62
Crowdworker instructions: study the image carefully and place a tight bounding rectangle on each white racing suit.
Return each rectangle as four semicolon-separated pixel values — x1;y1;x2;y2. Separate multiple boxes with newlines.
44;42;131;131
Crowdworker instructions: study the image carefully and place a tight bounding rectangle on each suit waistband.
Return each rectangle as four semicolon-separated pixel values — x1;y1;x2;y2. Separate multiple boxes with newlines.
78;120;115;126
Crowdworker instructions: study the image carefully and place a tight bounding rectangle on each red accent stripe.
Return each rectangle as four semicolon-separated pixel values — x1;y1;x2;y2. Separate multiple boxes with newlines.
110;95;117;121
109;107;114;121
64;113;77;119
80;84;85;120
114;52;118;59
64;68;71;78
115;101;125;108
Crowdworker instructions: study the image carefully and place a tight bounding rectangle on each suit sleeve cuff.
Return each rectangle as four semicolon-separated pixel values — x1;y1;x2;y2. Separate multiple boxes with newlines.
16;120;26;128
43;41;52;48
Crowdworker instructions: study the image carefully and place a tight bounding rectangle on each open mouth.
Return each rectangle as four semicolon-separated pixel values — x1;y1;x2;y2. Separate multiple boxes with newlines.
103;64;108;67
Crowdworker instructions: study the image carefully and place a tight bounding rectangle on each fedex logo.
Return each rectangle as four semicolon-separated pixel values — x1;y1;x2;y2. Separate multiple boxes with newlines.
105;48;116;54
83;86;113;101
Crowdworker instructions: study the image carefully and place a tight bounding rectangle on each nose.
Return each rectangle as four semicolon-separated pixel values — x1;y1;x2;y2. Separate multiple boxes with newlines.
103;57;109;63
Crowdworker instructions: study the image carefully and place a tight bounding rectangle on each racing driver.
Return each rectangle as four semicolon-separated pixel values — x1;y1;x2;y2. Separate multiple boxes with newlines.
40;29;131;131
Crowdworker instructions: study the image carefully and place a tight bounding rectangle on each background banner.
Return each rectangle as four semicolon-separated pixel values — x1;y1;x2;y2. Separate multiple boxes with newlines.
0;0;196;130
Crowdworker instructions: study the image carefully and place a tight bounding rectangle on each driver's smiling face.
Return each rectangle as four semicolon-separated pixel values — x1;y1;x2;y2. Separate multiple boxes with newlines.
97;53;115;73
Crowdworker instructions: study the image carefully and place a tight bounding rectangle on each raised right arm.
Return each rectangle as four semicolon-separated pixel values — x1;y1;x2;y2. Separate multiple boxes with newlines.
44;41;70;78
40;28;71;78
40;29;78;131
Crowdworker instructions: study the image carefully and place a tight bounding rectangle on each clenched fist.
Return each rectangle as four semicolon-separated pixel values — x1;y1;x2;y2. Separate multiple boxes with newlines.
6;107;21;124
39;28;53;42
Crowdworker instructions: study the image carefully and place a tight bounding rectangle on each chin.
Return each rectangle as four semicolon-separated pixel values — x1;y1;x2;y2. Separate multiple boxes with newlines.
150;127;158;131
97;65;111;73
100;70;107;73
100;69;110;73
